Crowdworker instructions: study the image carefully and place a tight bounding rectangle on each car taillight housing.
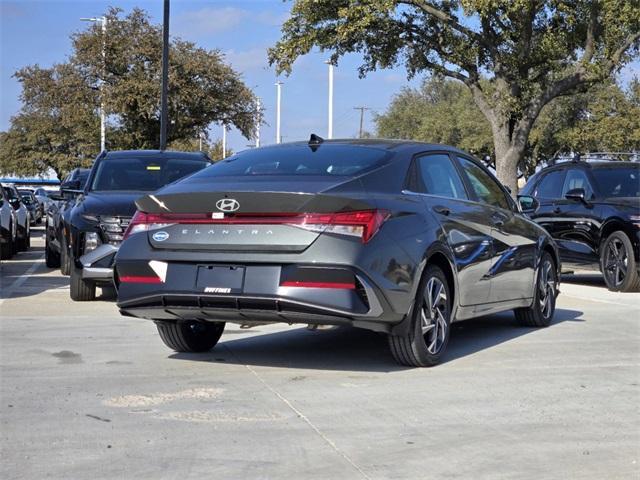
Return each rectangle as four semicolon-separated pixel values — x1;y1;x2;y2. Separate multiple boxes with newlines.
123;209;390;243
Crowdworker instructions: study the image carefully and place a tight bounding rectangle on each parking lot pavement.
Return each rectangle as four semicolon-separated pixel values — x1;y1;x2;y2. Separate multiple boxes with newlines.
1;228;639;480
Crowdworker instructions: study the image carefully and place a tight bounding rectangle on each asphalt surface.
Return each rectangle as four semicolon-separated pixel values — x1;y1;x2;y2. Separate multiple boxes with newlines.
1;227;639;479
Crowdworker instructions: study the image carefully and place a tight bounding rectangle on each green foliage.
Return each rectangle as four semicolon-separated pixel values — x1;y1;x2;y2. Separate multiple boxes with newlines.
0;7;256;178
529;79;640;169
270;0;640;192
375;77;493;157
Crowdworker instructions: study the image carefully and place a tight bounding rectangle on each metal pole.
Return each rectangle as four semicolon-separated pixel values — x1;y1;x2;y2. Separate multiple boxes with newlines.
325;61;334;139
100;16;106;152
255;98;261;148
275;81;282;144
159;0;170;150
222;125;227;159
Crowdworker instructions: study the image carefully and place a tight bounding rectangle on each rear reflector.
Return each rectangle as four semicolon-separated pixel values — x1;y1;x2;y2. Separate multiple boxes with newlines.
124;209;390;243
119;275;162;284
280;281;356;289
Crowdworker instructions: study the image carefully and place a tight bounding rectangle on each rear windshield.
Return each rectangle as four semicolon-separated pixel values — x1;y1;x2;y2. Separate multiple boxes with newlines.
90;156;209;192
193;145;392;178
592;166;640;198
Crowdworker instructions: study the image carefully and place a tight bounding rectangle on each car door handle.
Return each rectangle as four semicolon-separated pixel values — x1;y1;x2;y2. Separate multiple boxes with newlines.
433;206;450;216
553;207;561;214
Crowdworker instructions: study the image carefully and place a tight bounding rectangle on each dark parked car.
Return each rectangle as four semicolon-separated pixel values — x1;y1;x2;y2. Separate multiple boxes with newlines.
67;150;212;301
519;159;640;292
0;185;17;259
19;190;44;225
45;168;91;273
115;138;561;367
1;184;30;252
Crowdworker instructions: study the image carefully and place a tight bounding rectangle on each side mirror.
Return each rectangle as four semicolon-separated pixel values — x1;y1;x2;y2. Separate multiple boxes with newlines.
9;198;20;209
565;188;586;203
517;195;539;213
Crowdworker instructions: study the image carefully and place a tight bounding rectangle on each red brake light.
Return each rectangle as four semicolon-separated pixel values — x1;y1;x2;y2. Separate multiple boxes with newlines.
124;209;390;243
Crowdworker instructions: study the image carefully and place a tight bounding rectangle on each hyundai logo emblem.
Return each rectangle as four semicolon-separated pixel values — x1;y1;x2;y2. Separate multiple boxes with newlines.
152;231;170;242
216;198;240;212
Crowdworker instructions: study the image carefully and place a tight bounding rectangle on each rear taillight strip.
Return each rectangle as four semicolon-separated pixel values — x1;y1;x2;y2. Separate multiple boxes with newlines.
280;280;356;289
124;209;390;243
119;275;162;284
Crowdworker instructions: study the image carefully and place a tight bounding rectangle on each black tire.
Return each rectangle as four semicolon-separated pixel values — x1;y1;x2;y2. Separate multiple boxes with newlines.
156;320;225;353
45;235;61;268
515;252;557;327
600;231;640;293
70;264;96;301
60;236;71;276
0;237;12;260
17;222;29;251
388;265;452;367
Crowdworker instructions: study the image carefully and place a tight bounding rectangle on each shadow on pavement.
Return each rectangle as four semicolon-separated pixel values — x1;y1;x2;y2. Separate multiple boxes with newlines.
168;308;584;372
562;272;606;288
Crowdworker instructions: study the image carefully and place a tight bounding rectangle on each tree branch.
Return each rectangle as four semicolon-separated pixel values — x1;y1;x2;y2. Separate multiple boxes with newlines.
400;1;482;43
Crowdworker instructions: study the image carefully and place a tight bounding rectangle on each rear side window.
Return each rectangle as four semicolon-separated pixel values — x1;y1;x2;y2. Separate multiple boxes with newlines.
562;169;594;199
414;153;467;199
193;145;392;178
534;170;565;199
457;156;510;210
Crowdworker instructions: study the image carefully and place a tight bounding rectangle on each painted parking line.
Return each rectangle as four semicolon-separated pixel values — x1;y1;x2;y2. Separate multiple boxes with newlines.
0;253;45;306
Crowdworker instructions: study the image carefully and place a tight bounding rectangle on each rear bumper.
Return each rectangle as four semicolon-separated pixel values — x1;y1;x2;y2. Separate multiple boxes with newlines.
116;261;403;333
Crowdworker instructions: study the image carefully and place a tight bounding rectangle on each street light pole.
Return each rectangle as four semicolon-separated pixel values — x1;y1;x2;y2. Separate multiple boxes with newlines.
159;0;170;150
80;16;107;151
255;98;261;148
222;124;227;159
275;81;282;144
325;60;334;139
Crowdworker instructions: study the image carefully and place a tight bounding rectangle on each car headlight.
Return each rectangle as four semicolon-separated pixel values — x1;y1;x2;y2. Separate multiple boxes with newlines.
84;232;101;253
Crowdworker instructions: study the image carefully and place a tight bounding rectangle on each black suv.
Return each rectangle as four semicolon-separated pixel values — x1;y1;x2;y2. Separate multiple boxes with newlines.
45;168;91;272
66;150;211;301
519;159;640;292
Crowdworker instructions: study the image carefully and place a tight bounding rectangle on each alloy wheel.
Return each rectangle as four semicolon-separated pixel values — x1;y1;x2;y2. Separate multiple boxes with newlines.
604;238;627;287
538;259;555;319
420;277;448;354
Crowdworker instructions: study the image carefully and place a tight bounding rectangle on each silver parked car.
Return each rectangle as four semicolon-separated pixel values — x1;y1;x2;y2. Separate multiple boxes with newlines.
0;186;18;259
1;184;30;252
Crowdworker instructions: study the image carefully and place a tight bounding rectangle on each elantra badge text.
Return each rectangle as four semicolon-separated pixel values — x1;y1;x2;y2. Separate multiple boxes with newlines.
216;198;240;212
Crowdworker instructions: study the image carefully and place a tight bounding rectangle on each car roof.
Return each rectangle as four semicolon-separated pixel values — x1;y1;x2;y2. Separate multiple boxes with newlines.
102;150;210;160
538;160;637;173
243;138;474;157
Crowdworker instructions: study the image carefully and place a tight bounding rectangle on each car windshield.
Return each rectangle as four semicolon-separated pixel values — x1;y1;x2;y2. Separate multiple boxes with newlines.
592;166;640;198
194;145;392;178
20;195;34;205
3;187;18;200
90;156;209;192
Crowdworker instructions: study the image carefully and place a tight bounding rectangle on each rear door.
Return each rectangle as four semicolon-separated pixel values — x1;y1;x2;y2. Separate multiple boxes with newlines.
553;168;601;265
409;152;493;306
456;156;538;303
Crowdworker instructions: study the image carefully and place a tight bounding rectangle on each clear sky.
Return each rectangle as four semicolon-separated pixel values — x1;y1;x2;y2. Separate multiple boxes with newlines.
1;0;638;154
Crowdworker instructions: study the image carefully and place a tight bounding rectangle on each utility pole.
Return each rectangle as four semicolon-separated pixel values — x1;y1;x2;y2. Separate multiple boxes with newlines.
325;60;334;139
159;0;170;150
80;16;107;151
255;98;261;148
275;81;282;144
353;106;370;139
